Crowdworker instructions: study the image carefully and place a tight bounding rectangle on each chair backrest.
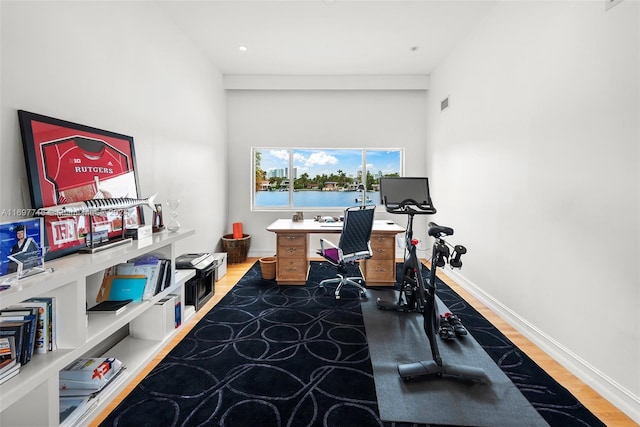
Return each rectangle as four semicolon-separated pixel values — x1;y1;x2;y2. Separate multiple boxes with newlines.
338;205;375;257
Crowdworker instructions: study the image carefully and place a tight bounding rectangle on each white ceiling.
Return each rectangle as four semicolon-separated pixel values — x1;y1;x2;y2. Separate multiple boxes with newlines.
155;0;499;75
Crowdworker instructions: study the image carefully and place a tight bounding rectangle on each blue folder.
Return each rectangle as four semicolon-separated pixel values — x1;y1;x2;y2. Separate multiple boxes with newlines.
98;275;147;302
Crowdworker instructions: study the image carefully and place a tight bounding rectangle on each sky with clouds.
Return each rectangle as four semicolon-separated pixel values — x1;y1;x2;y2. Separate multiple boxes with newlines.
259;148;401;178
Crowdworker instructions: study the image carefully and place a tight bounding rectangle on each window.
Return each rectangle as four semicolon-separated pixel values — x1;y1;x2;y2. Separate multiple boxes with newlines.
253;148;403;210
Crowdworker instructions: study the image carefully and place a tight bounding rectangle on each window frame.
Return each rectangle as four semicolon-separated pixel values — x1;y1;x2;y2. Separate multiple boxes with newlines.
251;147;404;212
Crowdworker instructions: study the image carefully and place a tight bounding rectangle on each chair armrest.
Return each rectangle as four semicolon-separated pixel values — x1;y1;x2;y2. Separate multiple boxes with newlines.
341;242;373;264
318;239;342;264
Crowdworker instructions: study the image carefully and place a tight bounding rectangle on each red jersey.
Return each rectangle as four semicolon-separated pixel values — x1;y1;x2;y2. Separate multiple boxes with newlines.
41;136;131;204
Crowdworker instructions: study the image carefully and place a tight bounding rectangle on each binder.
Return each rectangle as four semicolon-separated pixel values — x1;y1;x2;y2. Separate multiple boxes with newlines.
87;300;132;315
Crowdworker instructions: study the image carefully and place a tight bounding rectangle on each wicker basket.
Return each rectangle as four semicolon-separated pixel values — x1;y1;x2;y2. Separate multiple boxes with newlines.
259;256;277;280
221;234;251;263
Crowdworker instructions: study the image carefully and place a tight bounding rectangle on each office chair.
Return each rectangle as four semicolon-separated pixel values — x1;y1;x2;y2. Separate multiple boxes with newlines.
317;205;376;299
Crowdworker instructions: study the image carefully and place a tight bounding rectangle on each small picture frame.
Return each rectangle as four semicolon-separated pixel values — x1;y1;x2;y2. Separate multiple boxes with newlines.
153;204;164;232
0;217;46;279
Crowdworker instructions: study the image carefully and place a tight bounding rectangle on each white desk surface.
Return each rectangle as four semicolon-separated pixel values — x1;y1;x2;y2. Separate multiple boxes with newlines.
266;218;405;233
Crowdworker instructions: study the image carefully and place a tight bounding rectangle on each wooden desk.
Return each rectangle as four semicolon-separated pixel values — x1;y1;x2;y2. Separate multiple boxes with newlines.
266;219;405;286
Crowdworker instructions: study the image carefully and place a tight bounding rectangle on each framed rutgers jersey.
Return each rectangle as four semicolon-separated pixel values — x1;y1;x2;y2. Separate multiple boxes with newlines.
41;136;131;205
18;110;144;260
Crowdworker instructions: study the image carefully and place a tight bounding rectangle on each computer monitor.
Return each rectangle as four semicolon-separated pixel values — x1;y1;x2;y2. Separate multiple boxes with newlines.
379;177;436;213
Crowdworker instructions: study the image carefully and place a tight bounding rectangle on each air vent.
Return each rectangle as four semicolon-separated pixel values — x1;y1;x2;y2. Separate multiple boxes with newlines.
606;0;622;10
440;96;450;111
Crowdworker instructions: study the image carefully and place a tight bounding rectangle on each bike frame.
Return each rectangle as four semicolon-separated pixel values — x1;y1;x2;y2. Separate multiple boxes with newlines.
399;211;443;366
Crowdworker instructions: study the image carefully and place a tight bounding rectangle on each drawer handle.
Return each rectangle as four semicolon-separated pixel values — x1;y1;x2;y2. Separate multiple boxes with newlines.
287;248;297;254
286;236;297;240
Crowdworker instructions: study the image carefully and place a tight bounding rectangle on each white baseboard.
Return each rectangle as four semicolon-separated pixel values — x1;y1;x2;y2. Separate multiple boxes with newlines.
445;269;640;424
248;250;278;259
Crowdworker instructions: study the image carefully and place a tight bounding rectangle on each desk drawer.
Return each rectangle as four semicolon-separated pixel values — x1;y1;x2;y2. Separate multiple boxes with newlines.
371;242;395;259
370;234;395;260
363;259;396;285
277;258;308;282
278;244;306;258
278;233;306;247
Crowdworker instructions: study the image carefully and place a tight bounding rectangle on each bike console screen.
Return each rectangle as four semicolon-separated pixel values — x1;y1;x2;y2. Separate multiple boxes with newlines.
379;177;437;214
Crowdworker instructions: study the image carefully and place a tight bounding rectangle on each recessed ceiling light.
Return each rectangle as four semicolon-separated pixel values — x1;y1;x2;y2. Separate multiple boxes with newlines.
238;46;248;52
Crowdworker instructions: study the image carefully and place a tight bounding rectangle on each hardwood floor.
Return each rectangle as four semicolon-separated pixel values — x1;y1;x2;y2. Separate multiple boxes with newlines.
90;258;637;427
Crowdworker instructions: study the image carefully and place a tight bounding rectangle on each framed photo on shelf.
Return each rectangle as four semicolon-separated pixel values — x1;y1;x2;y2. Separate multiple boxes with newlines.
0;217;44;278
18;110;144;260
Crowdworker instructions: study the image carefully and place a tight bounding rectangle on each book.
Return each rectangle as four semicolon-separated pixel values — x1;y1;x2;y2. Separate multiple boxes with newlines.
59;361;126;397
0;362;20;385
0;356;17;374
0;335;16;361
60;357;124;392
155;259;168;294
0;321;26;365
59;395;96;426
96;275;147;303
174;298;181;328
22;297;56;351
12;300;49;354
0;336;17;377
120;255;165;300
0;308;37;363
87;300;132;315
162;260;172;291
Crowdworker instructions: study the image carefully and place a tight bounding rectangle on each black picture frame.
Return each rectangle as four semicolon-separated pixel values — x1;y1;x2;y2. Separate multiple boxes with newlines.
18;110;144;260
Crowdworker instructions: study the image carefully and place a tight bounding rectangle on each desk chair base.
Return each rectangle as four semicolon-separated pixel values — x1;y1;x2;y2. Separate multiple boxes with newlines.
319;275;367;300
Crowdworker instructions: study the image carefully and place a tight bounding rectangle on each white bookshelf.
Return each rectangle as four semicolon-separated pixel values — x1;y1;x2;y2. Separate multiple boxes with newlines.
0;229;195;426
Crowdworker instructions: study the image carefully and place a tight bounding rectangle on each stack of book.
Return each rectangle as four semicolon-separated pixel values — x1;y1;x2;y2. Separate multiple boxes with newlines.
14;297;56;353
0;297;57;386
0;336;19;384
0;297;56;371
59;357;127;426
0;307;36;368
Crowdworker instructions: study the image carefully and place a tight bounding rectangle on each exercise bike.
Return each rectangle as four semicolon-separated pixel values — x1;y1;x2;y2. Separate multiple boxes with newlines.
376;177;486;381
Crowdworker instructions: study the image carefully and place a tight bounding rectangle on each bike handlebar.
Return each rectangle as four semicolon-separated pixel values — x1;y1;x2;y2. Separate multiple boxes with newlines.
384;198;437;215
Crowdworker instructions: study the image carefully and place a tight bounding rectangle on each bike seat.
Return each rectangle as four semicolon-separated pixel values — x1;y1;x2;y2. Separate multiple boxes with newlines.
428;222;454;237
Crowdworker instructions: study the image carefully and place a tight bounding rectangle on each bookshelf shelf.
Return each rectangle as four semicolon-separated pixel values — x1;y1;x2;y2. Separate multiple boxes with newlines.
0;229;194;426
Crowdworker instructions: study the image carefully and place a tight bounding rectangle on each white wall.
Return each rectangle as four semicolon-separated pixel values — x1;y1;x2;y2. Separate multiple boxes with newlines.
425;0;639;420
226;89;429;257
0;1;227;256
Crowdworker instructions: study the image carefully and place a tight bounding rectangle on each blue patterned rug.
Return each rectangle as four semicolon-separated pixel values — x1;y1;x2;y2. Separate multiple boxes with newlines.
98;261;604;427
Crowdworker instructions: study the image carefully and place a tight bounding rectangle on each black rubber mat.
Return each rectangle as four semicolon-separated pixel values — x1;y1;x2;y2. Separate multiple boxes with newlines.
362;289;549;427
